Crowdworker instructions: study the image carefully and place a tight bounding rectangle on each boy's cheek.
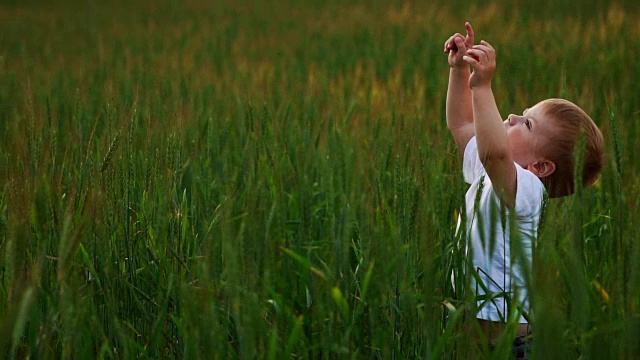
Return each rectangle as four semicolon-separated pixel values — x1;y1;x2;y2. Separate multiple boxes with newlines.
506;128;522;144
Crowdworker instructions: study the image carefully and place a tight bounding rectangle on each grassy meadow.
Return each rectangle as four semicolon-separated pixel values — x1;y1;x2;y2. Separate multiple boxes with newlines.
1;0;639;358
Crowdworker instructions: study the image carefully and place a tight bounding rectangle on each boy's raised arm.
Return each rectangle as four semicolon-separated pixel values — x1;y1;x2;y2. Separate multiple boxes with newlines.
463;41;517;208
445;22;476;156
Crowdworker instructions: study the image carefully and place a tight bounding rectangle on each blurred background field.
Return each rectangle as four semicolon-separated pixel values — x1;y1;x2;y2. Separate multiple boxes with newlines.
1;0;639;358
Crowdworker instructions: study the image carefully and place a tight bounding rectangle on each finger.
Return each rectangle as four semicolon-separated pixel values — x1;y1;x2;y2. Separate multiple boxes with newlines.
454;36;467;53
476;44;496;61
471;45;494;58
465;22;475;45
444;35;455;51
480;40;494;50
462;55;478;66
445;34;464;52
472;43;492;51
466;48;486;62
444;35;456;52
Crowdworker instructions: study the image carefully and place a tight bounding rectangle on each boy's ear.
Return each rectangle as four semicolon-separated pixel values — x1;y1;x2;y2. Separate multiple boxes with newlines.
528;160;556;178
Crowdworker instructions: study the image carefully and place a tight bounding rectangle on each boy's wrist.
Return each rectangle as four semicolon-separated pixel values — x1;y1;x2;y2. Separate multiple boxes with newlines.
450;65;469;71
470;82;492;90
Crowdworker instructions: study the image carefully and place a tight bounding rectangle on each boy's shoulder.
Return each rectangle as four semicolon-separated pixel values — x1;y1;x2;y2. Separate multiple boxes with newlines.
464;136;545;216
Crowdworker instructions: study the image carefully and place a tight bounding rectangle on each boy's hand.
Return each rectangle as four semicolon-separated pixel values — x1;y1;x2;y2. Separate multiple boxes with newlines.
463;40;496;88
444;22;475;69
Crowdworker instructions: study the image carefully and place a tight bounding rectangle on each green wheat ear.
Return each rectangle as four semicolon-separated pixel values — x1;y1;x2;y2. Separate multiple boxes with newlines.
100;132;121;174
606;98;622;181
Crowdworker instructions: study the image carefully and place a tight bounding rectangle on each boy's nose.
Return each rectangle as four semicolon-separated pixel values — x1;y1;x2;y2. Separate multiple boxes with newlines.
507;114;526;126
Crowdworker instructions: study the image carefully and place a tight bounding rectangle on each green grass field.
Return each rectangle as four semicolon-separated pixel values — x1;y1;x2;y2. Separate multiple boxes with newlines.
1;0;639;358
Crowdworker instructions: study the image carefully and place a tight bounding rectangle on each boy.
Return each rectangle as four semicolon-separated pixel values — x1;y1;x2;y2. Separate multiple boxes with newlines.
443;22;604;356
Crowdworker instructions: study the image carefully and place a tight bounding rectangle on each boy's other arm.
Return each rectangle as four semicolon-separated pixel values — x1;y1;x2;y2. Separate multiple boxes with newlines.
446;67;475;156
444;23;475;156
464;41;517;208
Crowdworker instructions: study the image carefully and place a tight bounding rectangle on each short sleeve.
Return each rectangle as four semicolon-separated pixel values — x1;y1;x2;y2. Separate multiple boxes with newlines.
514;164;546;218
463;137;483;184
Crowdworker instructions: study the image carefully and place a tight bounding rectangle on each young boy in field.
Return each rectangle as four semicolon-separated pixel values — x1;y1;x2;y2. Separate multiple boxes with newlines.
443;22;604;356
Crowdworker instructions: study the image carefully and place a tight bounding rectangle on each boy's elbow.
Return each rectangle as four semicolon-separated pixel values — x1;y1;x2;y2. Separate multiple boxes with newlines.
448;124;475;153
445;117;458;131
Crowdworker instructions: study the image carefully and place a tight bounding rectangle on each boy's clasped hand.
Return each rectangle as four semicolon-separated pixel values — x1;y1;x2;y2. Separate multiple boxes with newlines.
444;22;496;89
443;22;475;68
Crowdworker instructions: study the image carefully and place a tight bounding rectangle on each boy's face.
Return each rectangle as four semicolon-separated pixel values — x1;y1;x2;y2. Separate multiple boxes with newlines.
504;102;556;171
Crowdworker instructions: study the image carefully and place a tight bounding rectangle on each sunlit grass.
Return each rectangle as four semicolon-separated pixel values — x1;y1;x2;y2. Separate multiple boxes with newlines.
1;0;639;358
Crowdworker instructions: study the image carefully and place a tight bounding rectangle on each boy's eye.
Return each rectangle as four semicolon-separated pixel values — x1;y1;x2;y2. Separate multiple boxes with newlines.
525;119;531;129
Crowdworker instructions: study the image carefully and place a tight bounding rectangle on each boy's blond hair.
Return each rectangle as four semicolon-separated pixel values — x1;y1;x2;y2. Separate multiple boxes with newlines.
538;99;604;198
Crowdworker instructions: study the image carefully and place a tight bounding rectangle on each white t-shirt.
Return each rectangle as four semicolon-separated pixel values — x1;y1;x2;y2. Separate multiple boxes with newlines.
463;137;546;323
